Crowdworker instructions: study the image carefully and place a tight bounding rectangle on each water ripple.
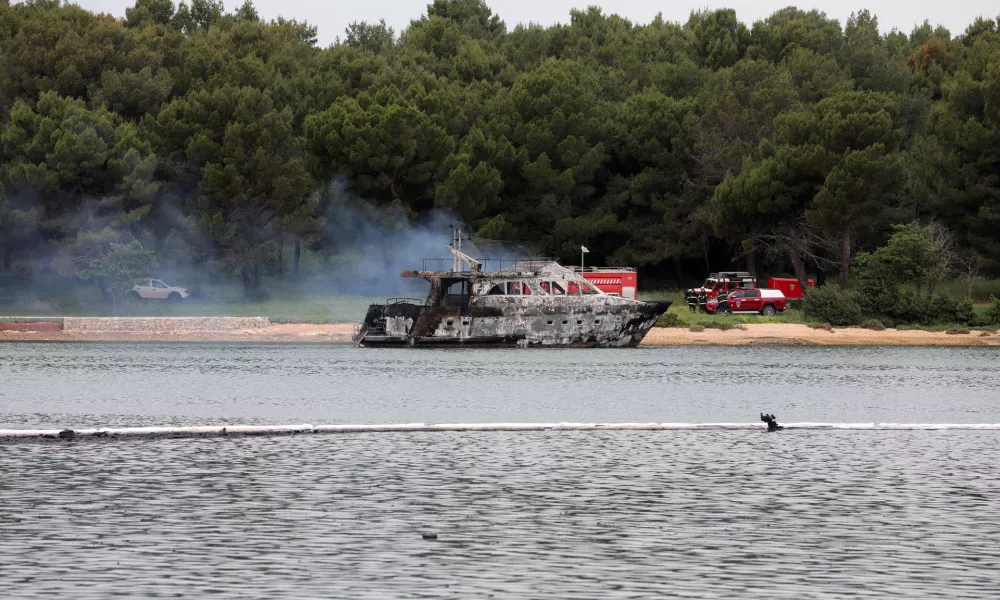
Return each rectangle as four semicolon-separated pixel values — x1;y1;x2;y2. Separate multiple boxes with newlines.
3;343;1000;597
2;344;1000;428
2;431;1000;598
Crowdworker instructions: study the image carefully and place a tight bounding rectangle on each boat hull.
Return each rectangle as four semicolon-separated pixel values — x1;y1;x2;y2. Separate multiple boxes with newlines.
355;300;671;348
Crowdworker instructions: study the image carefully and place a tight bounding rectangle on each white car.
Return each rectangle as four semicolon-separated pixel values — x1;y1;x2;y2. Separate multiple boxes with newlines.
130;279;190;301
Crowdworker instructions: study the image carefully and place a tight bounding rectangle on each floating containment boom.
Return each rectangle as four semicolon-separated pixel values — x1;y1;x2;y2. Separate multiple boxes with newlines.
3;422;1000;440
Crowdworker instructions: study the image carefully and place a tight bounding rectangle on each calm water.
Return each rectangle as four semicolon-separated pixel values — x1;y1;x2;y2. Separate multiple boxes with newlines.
2;343;1000;427
2;343;1000;598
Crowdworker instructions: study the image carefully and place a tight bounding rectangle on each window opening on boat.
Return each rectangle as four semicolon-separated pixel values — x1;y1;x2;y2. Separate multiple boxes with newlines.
567;280;600;295
443;281;470;313
487;284;505;295
505;281;531;295
539;281;566;295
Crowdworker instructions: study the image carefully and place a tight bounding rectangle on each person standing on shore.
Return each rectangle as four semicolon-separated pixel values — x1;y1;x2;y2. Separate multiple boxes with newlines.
685;289;698;312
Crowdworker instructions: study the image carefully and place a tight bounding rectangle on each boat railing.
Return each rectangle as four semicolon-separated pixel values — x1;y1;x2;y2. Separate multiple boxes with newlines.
420;257;553;273
571;266;637;273
503;260;553;272
420;258;479;272
387;298;423;305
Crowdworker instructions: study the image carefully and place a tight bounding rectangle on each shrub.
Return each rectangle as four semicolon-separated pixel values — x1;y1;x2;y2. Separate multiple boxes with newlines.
970;315;990;327
803;286;863;326
808;322;834;332
856;285;897;320
988;295;1000;326
890;294;973;326
926;295;975;325
946;326;970;335
891;292;930;325
955;298;976;324
657;313;682;328
862;319;886;331
689;324;705;332
980;331;992;337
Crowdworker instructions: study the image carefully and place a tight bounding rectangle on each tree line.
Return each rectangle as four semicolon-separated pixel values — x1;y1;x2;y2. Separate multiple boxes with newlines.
0;0;998;299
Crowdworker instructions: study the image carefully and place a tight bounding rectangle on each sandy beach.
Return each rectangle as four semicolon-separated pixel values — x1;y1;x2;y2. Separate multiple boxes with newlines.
1;322;998;346
641;324;1000;347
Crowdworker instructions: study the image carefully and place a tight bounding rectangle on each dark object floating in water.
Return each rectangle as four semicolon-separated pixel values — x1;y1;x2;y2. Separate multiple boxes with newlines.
57;429;75;439
422;533;438;541
760;413;783;432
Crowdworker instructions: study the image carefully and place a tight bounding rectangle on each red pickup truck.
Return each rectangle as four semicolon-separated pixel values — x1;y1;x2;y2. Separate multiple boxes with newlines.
727;289;787;316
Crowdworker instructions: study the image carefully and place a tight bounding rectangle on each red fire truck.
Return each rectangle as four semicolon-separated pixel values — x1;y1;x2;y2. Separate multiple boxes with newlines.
573;267;639;299
578;268;814;303
691;272;759;298
766;277;814;300
691;272;815;300
707;288;788;315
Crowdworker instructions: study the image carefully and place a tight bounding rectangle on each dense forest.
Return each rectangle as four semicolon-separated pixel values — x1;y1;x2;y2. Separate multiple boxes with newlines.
0;0;998;298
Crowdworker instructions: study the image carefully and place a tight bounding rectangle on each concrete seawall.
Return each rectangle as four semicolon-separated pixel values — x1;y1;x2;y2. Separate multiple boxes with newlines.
62;317;271;332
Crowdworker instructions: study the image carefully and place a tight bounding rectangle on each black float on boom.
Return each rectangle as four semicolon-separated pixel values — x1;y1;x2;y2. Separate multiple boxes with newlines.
760;413;783;432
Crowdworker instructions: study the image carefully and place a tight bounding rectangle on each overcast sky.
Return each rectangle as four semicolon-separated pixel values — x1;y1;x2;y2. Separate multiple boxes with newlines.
67;0;998;46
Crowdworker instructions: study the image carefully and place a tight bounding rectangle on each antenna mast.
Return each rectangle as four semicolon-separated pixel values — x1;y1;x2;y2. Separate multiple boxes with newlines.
447;228;482;272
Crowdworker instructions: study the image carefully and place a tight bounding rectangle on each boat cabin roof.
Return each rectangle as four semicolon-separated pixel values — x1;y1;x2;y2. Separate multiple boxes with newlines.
401;261;578;281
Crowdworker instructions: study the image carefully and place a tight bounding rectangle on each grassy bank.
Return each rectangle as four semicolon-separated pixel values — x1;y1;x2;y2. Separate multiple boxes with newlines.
641;289;809;328
2;281;996;329
901;279;1000;304
0;288;378;323
641;288;997;330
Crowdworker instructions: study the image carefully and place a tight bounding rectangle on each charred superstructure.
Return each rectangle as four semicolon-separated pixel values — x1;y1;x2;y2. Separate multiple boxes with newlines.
354;232;671;348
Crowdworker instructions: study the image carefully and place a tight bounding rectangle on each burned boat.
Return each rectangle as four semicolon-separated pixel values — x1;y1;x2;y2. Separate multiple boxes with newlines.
354;236;671;348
